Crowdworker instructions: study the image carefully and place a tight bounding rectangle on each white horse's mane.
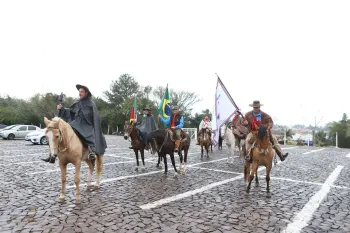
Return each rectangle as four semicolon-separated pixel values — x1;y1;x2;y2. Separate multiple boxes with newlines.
51;117;61;122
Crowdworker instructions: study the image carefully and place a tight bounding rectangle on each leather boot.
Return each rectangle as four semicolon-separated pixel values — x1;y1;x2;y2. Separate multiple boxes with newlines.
174;140;181;152
275;147;288;161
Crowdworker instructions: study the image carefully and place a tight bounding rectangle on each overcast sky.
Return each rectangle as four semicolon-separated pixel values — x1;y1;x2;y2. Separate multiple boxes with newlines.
1;1;349;127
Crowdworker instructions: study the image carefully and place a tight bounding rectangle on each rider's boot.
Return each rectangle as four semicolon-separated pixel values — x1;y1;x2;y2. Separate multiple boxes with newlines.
41;152;56;163
274;146;288;161
174;140;181;152
88;146;96;160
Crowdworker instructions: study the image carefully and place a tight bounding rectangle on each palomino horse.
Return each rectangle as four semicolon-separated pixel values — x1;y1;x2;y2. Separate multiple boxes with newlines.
44;117;104;204
124;121;146;171
148;129;191;175
199;128;211;159
222;124;236;163
244;124;274;198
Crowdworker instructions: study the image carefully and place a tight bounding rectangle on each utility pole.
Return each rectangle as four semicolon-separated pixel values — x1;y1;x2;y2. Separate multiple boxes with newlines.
312;116;323;146
336;132;338;148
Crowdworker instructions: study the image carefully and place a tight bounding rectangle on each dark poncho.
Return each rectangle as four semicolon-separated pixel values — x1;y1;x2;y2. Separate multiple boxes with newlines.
58;97;107;155
136;114;158;134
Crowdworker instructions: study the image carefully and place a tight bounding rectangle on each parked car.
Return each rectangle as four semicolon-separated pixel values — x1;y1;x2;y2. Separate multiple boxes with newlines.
25;129;48;145
0;125;19;133
0;125;41;140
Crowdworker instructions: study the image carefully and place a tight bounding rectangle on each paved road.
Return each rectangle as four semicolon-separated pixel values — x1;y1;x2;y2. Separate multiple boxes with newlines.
1;136;350;233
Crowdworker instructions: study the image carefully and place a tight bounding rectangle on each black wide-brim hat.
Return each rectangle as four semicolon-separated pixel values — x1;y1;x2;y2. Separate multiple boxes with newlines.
76;84;92;97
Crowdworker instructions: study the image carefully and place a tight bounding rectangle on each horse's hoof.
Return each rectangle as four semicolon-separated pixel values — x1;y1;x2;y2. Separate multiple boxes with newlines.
135;167;139;171
266;192;271;198
255;182;260;187
75;199;81;205
57;198;65;203
94;185;100;190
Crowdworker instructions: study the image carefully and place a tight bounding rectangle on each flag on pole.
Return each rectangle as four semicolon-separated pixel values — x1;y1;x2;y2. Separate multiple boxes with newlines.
211;75;240;146
129;96;137;122
157;84;171;119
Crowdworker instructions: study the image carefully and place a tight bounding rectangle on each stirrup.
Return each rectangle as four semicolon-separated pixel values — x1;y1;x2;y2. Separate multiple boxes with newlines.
88;152;96;160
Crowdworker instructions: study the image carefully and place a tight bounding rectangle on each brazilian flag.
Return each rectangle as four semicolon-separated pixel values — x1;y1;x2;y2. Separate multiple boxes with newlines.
158;84;171;119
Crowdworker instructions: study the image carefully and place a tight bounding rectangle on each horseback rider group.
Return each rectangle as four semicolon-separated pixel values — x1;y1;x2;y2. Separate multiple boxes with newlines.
42;83;288;164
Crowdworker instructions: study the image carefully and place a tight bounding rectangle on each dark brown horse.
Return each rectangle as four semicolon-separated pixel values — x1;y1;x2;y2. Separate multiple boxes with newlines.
124;121;146;171
148;129;191;175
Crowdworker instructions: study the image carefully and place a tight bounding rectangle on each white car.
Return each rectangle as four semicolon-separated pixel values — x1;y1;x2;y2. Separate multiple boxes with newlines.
0;125;41;140
25;129;48;145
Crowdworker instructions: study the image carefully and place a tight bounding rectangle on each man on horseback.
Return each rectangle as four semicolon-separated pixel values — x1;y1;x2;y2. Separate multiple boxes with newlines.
129;106;158;150
243;100;288;162
196;114;212;145
42;84;107;163
158;105;184;152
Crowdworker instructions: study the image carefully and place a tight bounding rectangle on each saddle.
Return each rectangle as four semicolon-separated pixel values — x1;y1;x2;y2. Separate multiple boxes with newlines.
233;125;249;139
166;128;188;142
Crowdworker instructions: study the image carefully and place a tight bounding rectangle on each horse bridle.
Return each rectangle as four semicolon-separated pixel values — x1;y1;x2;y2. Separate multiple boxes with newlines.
46;126;74;153
125;124;140;145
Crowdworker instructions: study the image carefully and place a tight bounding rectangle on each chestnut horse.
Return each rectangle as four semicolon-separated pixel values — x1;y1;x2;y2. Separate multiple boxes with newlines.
199;128;211;159
44;117;104;204
124;120;146;171
244;124;273;198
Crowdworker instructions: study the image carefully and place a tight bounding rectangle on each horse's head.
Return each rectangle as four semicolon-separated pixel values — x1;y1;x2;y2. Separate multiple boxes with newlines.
44;117;62;158
124;120;136;140
256;124;267;140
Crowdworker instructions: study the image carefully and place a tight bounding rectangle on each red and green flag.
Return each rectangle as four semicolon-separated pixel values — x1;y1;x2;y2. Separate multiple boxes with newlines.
130;96;137;122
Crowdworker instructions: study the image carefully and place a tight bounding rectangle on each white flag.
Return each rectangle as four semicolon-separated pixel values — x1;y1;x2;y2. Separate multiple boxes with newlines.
211;76;239;146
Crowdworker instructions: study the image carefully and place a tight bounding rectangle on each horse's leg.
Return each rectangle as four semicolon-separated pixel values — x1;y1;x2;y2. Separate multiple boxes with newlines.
58;162;67;203
170;152;178;176
163;154;168;174
94;154;104;190
140;148;146;170
266;164;272;198
183;148;188;174
255;165;259;187
74;161;82;204
244;161;250;184
85;160;94;191
156;154;161;168
134;149;139;171
178;150;183;173
201;145;203;159
246;161;257;193
206;144;209;158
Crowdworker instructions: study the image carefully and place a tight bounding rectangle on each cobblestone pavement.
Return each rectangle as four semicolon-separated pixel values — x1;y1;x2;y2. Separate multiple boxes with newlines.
1;136;350;233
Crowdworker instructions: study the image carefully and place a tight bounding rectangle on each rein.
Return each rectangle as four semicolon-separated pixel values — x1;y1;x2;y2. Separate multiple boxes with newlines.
47;126;74;153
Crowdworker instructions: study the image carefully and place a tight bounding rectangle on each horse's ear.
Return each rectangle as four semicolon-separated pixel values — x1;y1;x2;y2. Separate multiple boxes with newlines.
44;117;50;126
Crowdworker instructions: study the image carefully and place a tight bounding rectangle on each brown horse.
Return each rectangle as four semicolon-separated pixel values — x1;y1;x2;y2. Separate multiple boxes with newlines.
124;120;146;170
244;124;273;198
44;117;104;204
199;128;211;159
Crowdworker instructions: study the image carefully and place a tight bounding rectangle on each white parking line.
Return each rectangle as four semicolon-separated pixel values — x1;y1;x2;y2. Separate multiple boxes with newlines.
282;165;343;233
0;153;47;158
139;166;267;210
27;159;156;175
346;153;350;158
66;157;229;189
12;161;42;164
283;147;298;149
302;148;325;155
